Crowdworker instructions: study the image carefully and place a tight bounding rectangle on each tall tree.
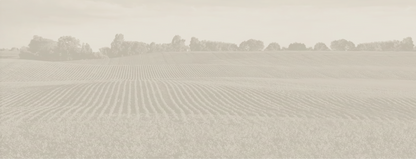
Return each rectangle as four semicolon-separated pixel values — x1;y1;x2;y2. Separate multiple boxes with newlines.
121;41;134;56
110;34;124;57
190;37;202;51
56;36;81;60
80;43;93;59
148;42;156;53
171;35;187;52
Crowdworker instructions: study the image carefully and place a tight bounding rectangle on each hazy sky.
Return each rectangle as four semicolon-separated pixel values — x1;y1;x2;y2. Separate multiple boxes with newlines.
1;0;415;51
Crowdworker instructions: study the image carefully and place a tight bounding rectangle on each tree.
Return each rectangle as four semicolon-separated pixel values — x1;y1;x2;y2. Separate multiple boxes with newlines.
80;43;93;59
190;37;202;51
345;41;355;51
356;43;373;51
27;35;57;60
121;41;134;56
131;41;149;54
220;43;238;51
204;41;221;51
170;35;187;52
110;34;124;57
148;43;171;53
264;42;281;51
313;42;330;51
238;41;249;51
330;39;355;51
239;39;264;51
399;37;414;51
56;36;81;60
148;42;158;53
287;42;307;50
28;35;48;53
118;41;149;56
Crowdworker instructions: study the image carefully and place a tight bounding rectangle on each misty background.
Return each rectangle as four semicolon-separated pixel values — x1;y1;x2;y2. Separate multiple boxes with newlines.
1;0;416;51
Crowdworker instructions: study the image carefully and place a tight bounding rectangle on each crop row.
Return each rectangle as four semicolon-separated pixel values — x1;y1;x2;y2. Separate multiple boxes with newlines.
1;80;415;122
1;61;415;82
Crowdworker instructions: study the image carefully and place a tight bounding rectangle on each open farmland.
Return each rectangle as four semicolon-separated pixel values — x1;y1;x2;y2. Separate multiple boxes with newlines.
1;51;416;158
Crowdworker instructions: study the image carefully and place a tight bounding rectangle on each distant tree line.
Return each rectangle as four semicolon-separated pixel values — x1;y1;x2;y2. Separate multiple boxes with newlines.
355;37;414;51
190;37;239;51
19;34;415;61
19;34;192;60
19;35;107;61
